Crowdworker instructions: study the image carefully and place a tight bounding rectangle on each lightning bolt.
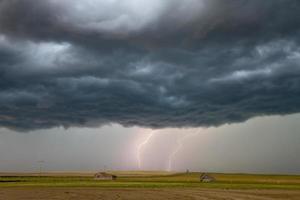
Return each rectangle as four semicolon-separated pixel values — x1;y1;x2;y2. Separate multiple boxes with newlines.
167;132;199;172
137;131;155;170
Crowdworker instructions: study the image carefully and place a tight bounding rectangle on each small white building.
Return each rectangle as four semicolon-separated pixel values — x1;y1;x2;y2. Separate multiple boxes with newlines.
200;173;215;183
94;172;117;180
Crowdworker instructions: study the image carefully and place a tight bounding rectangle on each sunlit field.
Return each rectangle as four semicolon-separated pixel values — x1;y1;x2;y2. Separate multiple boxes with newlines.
1;171;300;189
1;172;300;199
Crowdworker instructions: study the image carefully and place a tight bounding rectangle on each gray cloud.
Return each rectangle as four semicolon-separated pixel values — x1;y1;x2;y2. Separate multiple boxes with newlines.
1;0;300;131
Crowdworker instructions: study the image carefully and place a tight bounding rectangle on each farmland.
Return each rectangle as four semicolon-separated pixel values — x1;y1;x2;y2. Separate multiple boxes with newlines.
0;172;300;199
1;171;300;189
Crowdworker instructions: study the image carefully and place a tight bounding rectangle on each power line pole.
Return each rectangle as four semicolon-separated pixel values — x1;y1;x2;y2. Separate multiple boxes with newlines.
38;160;45;177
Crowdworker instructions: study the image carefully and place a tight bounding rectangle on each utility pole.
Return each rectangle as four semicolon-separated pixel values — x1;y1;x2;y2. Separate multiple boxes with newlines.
38;160;45;177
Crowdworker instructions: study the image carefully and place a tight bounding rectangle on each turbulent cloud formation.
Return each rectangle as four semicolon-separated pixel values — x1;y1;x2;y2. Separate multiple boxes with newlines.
1;0;300;131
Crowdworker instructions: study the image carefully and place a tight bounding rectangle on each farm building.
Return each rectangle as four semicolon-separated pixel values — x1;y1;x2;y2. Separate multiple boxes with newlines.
200;173;215;182
94;172;117;180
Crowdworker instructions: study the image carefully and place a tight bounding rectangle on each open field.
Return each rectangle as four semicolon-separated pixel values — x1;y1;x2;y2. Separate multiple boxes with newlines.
1;172;300;199
1;171;300;189
1;188;300;200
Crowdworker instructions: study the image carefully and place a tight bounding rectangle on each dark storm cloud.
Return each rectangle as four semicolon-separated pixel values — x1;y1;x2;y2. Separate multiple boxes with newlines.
1;0;300;131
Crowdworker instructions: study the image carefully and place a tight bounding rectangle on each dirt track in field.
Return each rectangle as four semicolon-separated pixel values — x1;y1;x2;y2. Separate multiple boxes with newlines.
0;188;300;200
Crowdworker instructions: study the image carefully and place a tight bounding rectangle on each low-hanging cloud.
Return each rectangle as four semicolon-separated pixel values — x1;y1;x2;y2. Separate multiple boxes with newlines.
1;0;300;131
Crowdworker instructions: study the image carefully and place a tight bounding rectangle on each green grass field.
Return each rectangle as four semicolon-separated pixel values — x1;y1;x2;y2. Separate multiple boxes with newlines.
1;172;300;190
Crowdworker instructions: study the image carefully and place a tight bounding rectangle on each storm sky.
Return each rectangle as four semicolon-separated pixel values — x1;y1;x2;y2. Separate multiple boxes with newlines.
0;0;300;173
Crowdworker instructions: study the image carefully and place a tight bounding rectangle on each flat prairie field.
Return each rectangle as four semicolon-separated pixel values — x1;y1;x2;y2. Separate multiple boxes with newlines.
1;172;300;200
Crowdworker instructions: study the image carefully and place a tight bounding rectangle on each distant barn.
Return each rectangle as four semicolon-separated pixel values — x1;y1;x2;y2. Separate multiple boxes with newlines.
200;173;215;182
94;172;117;180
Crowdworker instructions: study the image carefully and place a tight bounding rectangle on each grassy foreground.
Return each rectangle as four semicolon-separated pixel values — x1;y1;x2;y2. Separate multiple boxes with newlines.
1;172;300;190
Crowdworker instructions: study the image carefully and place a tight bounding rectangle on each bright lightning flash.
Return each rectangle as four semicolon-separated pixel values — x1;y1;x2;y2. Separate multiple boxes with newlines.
167;132;198;171
137;131;155;170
